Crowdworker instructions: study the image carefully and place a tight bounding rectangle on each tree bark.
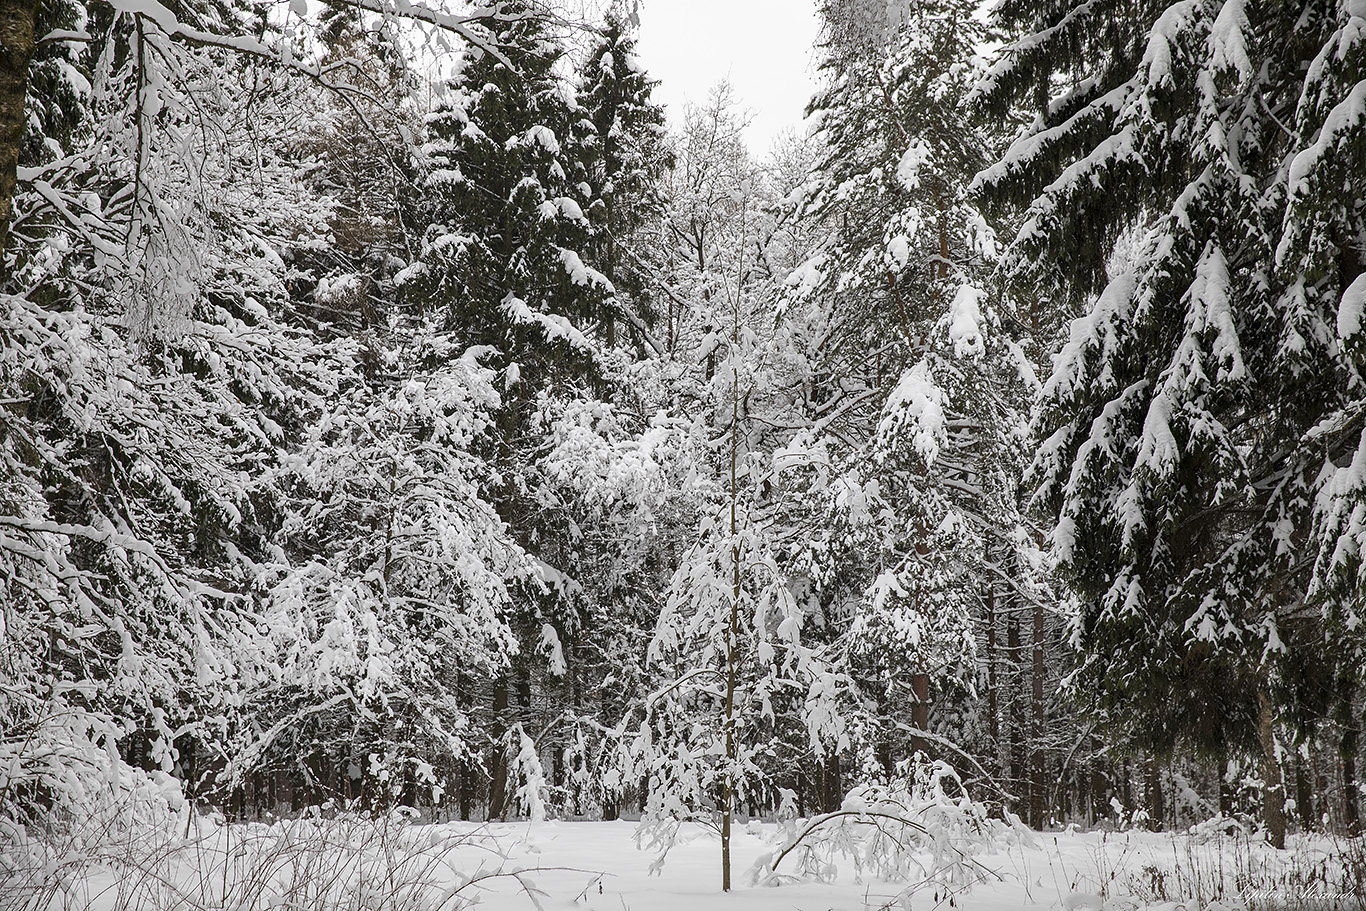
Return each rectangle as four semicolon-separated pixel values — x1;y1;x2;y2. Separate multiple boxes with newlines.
1342;715;1360;836
1294;761;1314;832
1144;756;1164;830
910;672;930;758
1090;766;1106;826
488;678;510;820
986;584;998;768
1257;689;1286;849
1031;596;1045;828
1218;751;1234;818
821;752;842;813
0;0;35;265
1007;611;1025;815
457;669;474;820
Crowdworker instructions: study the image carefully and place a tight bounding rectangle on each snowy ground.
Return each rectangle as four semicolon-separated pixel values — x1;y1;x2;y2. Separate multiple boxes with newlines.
11;812;1362;911
431;820;1357;911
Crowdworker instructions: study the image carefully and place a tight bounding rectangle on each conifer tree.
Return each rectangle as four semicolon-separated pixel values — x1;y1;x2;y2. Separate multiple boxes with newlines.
410;0;609;389
975;0;1366;848
791;0;1040;801
404;1;622;817
577;12;672;350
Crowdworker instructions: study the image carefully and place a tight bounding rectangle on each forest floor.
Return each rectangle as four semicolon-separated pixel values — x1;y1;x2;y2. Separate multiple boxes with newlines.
431;819;1360;911
12;812;1365;911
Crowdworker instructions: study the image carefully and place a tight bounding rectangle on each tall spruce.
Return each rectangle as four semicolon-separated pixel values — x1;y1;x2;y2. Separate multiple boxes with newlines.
975;0;1366;848
577;13;672;350
411;0;609;389
407;0;618;818
791;0;1045;805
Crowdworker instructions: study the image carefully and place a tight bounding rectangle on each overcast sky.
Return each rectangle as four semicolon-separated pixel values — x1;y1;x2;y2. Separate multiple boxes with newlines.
632;0;822;155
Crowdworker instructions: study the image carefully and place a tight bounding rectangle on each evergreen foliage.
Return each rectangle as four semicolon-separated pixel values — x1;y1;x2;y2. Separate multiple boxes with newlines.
2;0;1363;861
789;0;1048;799
410;1;608;390
976;0;1366;843
577;13;672;347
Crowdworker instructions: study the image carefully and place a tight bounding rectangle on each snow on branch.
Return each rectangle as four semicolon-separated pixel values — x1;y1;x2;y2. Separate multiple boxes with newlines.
749;760;1026;891
876;362;948;466
502;293;598;354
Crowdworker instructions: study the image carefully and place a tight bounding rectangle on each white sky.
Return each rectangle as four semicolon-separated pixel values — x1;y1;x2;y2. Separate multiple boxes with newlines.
632;0;822;156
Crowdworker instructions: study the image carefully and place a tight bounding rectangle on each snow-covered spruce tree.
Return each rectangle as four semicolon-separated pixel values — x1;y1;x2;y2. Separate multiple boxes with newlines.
458;18;690;820
975;0;1366;847
409;0;609;386
783;0;1044;809
1295;5;1366;838
404;1;623;818
577;12;672;351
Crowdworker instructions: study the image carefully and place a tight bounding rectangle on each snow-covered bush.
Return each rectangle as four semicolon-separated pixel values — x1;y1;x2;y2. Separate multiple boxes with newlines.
750;758;1029;892
0;760;189;910
2;807;532;911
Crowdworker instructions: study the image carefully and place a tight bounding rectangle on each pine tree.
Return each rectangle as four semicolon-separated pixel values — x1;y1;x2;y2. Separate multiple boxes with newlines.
577;12;672;350
410;0;609;389
788;0;1044;808
976;0;1366;848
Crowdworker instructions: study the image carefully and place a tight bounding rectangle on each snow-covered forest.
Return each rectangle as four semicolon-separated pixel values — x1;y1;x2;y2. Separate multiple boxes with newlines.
2;0;1365;908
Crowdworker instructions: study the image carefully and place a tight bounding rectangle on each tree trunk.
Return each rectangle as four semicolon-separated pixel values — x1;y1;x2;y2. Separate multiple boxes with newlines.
600;663;620;820
488;678;510;820
720;307;744;894
910;672;930;758
1007;611;1025;816
1295;761;1314;832
457;669;473;820
274;768;290;815
1144;757;1164;830
986;584;999;770
822;752;842;813
0;0;35;264
721;548;738;892
1090;766;1106;826
1257;689;1286;849
1343;718;1360;836
1031;596;1045;828
458;760;473;820
1218;752;1234;818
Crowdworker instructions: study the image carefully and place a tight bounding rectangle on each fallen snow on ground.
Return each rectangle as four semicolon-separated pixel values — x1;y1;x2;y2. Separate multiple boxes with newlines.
437;819;1347;911
9;813;1361;911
